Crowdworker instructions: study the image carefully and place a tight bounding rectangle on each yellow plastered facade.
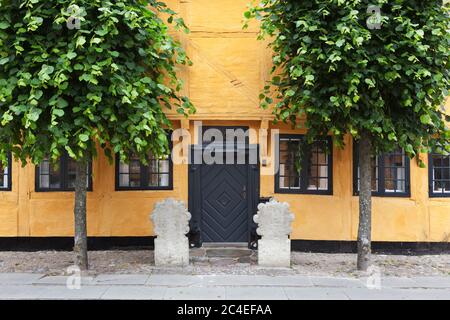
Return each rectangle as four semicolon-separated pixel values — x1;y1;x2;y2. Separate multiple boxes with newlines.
0;0;449;242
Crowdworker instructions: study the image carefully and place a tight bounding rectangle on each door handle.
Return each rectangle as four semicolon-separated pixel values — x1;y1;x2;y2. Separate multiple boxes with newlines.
242;185;247;200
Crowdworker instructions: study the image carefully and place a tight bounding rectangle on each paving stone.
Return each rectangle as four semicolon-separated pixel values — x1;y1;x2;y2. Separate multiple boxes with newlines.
190;249;207;257
101;286;167;300
192;261;211;267
0;285;107;300
200;275;312;287
235;263;252;268
342;288;450;300
94;274;150;285
401;289;450;300
226;286;287;300
205;249;252;258
411;276;450;288
380;277;417;288
209;258;237;267
33;275;96;286
164;286;226;300
284;287;349;300
146;274;205;287
310;276;365;288
0;273;44;285
237;256;251;264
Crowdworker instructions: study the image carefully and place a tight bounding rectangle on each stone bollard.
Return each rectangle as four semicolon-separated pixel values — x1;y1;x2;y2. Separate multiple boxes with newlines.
253;199;295;267
150;198;191;267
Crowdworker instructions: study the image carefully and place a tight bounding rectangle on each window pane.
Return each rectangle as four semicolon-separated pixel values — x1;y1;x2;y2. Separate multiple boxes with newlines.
432;154;450;194
119;163;130;187
49;163;61;188
148;152;170;187
278;138;301;190
158;174;170;187
119;155;142;188
0;161;7;189
129;174;141;187
39;159;61;189
289;175;300;189
384;149;406;193
307;143;329;191
149;174;159;187
159;159;170;174
149;159;158;174
129;159;141;187
279;175;289;189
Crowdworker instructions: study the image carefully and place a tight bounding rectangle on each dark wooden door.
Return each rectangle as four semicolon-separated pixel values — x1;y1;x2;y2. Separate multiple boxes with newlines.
200;163;249;242
188;130;260;247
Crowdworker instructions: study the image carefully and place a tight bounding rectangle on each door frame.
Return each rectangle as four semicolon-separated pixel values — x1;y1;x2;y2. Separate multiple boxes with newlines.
188;143;260;249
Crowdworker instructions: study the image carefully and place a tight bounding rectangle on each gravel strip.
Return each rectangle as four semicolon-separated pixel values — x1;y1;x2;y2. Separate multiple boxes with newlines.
0;250;448;278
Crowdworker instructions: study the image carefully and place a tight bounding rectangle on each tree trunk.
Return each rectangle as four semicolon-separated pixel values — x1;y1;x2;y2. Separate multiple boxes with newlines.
74;161;88;270
357;131;372;271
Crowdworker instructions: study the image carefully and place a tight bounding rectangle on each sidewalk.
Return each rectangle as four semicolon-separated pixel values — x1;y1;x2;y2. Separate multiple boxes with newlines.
0;273;449;300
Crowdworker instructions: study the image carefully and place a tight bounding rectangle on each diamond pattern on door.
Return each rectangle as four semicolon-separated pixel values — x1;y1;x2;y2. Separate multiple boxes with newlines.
201;164;248;242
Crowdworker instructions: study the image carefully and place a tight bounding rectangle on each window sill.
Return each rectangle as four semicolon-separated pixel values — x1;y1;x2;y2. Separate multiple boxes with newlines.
274;189;333;196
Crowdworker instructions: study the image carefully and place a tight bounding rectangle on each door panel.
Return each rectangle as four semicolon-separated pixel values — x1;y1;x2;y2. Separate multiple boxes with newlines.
201;164;248;242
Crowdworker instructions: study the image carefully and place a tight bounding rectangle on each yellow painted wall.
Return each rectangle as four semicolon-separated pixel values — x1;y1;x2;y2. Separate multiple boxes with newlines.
0;0;448;242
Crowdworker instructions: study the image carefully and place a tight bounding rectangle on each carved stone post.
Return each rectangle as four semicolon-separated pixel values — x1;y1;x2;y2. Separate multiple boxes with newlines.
150;198;191;266
254;199;294;267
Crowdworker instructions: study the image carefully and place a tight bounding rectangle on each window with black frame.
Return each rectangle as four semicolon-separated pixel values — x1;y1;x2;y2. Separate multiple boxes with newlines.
429;153;450;197
275;135;332;195
0;153;12;191
36;153;92;191
353;145;410;197
116;151;172;190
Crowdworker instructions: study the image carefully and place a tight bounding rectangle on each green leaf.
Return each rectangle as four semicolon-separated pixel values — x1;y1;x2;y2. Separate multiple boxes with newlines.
285;89;295;97
79;134;89;142
0;57;9;65
335;39;345;47
355;37;364;45
57;98;69;109
420;114;433;125
364;79;375;88
74;64;84;70
38;64;55;81
27;109;41;122
1;112;13;125
138;48;146;57
67;51;77;60
305;75;314;84
388;133;397;141
91;37;102;45
76;36;86;48
95;29;108;36
53;109;64;117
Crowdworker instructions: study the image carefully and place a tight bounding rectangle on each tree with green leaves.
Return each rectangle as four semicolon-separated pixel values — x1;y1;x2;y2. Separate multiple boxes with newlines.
245;0;449;270
0;0;193;269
